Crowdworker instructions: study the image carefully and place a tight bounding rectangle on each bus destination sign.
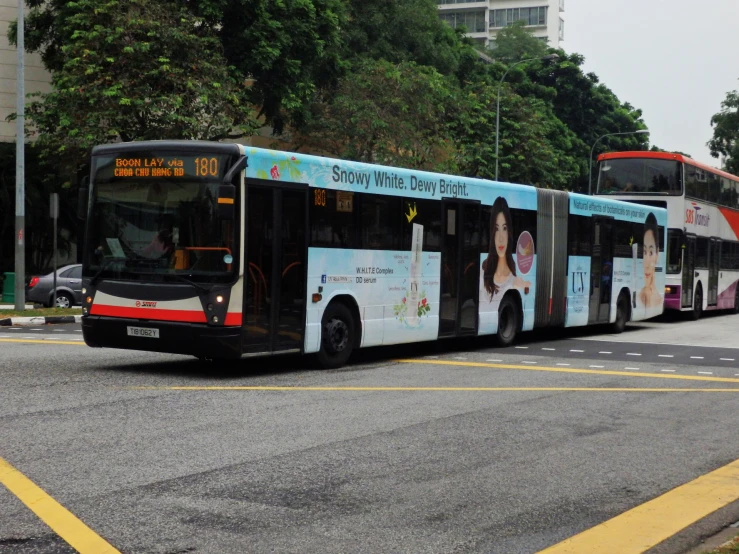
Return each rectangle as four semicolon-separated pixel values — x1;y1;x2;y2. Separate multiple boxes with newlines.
112;155;223;179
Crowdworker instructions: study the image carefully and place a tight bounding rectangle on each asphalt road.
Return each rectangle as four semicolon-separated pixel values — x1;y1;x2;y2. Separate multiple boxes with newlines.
1;313;739;554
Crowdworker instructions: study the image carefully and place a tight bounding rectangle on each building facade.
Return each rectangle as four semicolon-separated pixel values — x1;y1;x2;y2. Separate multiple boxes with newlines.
0;1;51;143
438;0;564;49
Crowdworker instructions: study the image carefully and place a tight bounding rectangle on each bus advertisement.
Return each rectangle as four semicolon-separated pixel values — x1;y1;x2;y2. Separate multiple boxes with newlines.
80;141;666;367
595;150;739;319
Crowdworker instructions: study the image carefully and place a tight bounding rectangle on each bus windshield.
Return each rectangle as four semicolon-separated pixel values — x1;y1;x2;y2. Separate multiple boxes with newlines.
84;152;237;285
597;158;682;195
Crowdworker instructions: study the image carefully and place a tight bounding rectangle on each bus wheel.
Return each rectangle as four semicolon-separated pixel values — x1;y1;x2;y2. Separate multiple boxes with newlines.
611;293;630;334
496;295;520;347
317;302;355;369
691;286;703;320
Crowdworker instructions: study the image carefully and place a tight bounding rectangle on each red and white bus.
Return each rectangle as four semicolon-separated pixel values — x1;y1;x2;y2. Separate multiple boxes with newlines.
595;151;739;319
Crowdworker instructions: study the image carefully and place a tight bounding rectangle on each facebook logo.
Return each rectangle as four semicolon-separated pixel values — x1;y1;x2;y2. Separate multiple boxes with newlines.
321;275;327;284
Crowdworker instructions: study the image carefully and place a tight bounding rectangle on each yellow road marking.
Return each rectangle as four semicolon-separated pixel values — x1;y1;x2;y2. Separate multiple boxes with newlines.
396;358;739;384
0;456;120;553
0;339;84;346
130;386;739;392
539;457;739;553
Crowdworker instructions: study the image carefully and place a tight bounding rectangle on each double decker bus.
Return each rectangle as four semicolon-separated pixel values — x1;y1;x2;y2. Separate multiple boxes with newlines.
595;151;739;319
80;141;666;367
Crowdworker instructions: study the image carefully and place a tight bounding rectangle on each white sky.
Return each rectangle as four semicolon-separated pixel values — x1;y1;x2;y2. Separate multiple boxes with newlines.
564;0;739;168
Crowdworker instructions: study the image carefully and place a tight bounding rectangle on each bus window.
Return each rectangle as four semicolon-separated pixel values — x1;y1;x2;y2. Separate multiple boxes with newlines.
360;195;401;250
695;237;709;268
666;229;683;274
310;189;356;248
597;158;682;195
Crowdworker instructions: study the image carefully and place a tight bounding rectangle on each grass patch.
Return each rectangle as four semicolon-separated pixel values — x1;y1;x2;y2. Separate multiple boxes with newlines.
0;307;82;318
703;533;739;553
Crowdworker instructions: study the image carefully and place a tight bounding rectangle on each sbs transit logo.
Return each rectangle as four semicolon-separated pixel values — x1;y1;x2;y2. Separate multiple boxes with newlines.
135;301;157;308
685;202;710;227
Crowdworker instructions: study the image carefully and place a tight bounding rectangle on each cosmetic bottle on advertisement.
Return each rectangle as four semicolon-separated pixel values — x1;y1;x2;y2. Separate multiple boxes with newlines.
407;223;424;326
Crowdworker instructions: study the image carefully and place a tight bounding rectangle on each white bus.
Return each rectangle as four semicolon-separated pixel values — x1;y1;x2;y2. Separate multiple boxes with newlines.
595;150;739;319
79;141;666;367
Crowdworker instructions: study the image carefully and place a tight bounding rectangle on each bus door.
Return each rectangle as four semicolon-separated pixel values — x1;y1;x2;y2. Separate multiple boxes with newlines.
439;199;481;338
243;183;307;354
588;217;614;325
682;235;696;308
708;238;720;306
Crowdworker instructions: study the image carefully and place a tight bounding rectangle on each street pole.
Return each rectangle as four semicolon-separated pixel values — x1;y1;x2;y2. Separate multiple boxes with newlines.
495;53;559;182
51;193;58;308
588;129;650;195
14;0;25;310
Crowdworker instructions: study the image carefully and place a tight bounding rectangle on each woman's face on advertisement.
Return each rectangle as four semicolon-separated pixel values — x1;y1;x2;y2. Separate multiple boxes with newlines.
494;212;508;258
643;230;657;285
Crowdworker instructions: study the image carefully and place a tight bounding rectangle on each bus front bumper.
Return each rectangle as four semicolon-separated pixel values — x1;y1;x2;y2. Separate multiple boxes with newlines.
81;316;242;359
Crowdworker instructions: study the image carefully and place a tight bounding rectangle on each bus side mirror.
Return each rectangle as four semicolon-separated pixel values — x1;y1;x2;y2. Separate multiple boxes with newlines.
218;184;235;220
77;177;89;219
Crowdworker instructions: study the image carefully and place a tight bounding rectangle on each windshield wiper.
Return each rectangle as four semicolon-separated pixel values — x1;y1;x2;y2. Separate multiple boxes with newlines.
136;272;210;296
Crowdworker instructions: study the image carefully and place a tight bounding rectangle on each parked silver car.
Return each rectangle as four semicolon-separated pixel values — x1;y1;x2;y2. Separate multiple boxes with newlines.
26;264;83;308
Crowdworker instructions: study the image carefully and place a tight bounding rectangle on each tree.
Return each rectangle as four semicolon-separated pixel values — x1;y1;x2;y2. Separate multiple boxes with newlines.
452;81;580;188
343;0;474;78
13;0;256;174
487;21;548;62
214;0;347;133
296;59;460;171
14;0;347;138
708;89;739;174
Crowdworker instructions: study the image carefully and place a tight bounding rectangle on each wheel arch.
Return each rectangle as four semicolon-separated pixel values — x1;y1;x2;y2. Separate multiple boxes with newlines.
616;287;632;322
502;289;524;333
323;293;362;348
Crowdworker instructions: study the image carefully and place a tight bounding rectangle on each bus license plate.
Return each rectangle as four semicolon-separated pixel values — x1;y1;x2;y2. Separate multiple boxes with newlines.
126;326;160;339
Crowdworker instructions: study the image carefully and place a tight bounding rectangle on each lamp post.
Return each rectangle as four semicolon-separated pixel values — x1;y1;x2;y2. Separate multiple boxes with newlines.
588;129;650;195
495;53;559;182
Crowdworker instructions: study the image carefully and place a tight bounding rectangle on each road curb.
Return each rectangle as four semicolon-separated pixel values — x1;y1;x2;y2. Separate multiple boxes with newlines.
0;315;82;327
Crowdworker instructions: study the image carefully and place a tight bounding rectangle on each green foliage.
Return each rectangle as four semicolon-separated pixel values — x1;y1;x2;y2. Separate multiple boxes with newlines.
343;0;473;77
452;81;579;188
296;59;460;171
708;89;739;175
488;21;549;62
18;0;256;172
215;0;347;133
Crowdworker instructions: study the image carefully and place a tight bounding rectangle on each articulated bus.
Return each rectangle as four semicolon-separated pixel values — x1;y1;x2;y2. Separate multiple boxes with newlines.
80;141;666;367
595;151;739;319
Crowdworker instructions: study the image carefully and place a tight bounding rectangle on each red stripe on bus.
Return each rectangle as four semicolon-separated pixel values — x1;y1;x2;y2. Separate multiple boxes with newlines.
90;304;207;323
224;312;243;326
720;208;739;240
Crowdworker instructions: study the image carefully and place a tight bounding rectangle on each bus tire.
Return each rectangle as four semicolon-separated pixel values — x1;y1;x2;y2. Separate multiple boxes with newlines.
496;294;520;347
611;292;630;334
691;285;703;320
316;302;355;369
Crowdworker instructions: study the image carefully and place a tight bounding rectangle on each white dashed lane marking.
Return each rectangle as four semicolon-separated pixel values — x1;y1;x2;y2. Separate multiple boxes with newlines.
721;358;735;361
599;351;612;354
570;350;584;353
661;369;676;373
698;372;714;375
658;355;674;358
